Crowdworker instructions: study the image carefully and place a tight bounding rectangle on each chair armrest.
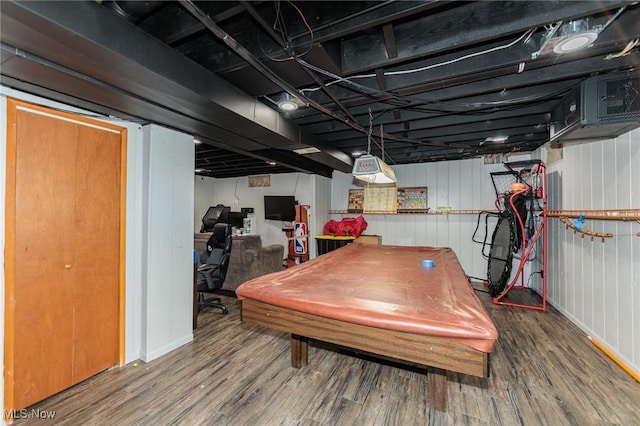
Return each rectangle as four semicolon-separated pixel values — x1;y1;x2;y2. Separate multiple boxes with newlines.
247;244;284;280
222;248;253;292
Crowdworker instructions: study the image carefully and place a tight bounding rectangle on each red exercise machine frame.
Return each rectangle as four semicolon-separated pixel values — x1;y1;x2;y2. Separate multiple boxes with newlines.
491;160;548;311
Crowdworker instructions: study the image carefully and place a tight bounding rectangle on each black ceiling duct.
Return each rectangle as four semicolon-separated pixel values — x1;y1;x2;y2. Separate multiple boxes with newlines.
100;1;165;23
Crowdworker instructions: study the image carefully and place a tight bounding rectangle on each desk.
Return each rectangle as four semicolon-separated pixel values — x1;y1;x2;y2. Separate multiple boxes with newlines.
236;244;498;411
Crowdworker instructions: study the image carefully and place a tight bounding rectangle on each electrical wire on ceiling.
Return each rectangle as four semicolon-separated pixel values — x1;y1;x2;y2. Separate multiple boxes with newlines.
296;58;410;105
291;28;570;114
298;29;536;92
180;0;428;156
259;2;552;119
257;0;315;62
188;0;584;155
258;1;413;108
408;83;577;113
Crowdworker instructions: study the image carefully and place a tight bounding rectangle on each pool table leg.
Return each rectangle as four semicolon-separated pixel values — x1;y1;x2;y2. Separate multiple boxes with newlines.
291;334;308;368
427;367;447;411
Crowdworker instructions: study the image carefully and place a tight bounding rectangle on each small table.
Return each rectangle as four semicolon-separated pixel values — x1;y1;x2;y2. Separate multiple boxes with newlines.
314;235;355;255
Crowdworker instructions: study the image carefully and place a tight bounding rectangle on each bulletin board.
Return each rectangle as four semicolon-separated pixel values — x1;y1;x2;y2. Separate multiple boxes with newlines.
397;186;428;211
347;189;364;212
363;185;398;213
345;185;429;214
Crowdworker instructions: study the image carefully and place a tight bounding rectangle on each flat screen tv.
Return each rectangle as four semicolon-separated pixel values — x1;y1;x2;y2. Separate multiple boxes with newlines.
264;196;296;221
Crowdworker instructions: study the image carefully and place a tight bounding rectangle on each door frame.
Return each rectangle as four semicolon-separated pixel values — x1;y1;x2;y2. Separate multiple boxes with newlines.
3;98;127;412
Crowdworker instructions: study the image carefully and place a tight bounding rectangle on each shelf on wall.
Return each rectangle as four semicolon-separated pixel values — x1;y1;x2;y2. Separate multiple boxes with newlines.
547;209;640;221
557;217;614;242
329;209;495;215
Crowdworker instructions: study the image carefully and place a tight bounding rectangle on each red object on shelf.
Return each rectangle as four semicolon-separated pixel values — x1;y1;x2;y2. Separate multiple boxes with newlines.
322;215;368;237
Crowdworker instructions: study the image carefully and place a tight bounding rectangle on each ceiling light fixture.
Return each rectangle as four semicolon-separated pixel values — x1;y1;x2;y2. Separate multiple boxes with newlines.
532;7;626;58
480;136;509;146
352;155;397;184
553;31;598;54
277;93;300;111
551;18;598;54
352;109;397;184
485;136;509;143
293;147;321;155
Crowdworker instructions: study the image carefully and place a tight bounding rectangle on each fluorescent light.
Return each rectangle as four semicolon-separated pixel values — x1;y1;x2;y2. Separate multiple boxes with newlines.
293;147;321;154
484;136;509;143
352;154;397;184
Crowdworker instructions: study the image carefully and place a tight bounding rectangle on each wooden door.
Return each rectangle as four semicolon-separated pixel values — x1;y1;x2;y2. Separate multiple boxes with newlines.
11;105;77;408
72;124;122;383
4;99;126;411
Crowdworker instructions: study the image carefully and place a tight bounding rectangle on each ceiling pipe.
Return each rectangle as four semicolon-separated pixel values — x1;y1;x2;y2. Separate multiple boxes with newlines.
179;1;359;129
237;0;392;160
99;1;166;23
238;1;358;124
179;0;425;156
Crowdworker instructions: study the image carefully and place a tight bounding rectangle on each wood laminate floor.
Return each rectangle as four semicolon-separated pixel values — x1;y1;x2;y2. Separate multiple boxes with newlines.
13;286;640;425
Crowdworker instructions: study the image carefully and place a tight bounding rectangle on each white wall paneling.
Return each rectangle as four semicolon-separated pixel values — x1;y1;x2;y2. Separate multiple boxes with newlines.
538;130;639;379
308;175;331;259
330;155;532;279
194;175;218;232
140;124;194;362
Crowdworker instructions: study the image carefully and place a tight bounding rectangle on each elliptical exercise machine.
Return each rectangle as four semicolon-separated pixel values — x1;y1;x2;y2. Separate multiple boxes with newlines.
486;160;548;311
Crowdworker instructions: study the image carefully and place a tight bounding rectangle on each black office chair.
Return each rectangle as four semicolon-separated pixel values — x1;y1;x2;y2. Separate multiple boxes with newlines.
196;223;233;314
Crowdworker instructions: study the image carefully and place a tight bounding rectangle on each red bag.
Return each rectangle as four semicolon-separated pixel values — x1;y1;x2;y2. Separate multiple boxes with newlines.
323;215;368;237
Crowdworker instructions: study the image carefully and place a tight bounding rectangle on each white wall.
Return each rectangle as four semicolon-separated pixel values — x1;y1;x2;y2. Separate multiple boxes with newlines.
310;174;333;259
140;125;194;361
193;172;315;258
198;156;534;277
330;155;532;278
194;175;217;232
533;131;640;378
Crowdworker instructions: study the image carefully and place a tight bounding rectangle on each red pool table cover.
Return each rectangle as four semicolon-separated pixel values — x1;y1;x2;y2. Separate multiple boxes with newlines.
236;244;498;353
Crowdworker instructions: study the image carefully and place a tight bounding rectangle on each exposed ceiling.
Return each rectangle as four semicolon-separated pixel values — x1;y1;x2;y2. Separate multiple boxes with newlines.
1;1;639;178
